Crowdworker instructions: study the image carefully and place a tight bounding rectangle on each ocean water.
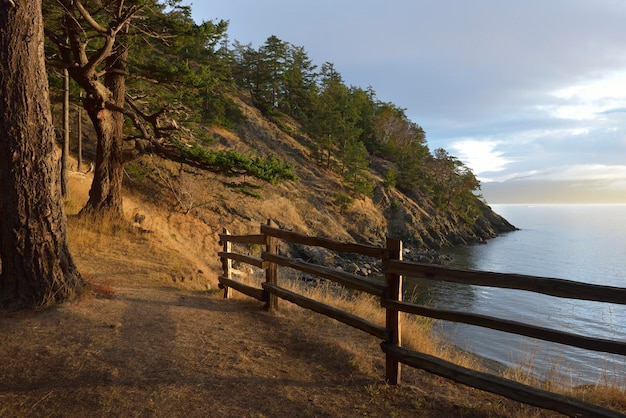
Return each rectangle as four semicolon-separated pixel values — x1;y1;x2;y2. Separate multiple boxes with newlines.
406;204;626;386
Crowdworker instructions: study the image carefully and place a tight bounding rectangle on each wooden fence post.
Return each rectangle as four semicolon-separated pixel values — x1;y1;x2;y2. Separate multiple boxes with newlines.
221;228;232;298
264;219;279;311
384;237;403;384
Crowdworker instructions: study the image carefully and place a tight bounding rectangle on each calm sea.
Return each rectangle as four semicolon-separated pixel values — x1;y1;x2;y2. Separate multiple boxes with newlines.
407;204;626;386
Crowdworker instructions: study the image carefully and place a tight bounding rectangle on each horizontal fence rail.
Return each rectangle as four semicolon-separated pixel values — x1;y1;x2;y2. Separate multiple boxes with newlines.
382;299;626;356
262;282;390;340
262;251;387;297
218;221;626;418
261;224;388;258
380;342;626;418
219;233;266;245
385;259;626;305
218;252;266;269
218;275;266;302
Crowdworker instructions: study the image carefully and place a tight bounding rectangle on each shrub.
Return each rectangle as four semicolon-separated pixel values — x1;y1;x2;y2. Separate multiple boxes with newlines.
334;192;354;213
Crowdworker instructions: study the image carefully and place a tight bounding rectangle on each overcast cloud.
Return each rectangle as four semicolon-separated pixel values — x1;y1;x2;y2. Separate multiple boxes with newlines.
187;0;626;202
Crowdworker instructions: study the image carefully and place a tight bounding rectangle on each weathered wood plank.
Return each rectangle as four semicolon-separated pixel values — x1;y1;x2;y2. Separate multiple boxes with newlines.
218;233;266;245
261;252;386;296
384;260;626;305
218;252;267;269
220;228;232;299
381;342;625;418
384;237;403;385
383;299;626;356
264;220;279;311
262;283;390;340
260;224;387;258
218;276;266;302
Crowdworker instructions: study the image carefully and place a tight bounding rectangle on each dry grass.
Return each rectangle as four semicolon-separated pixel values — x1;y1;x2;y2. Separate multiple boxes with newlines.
86;277;117;299
230;266;626;417
0;214;616;418
3;163;618;417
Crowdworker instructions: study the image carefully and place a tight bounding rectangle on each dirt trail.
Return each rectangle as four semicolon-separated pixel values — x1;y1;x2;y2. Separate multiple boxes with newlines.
0;286;483;418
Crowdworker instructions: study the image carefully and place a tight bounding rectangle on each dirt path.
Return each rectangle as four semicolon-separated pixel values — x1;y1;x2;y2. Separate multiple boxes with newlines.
0;173;555;417
0;285;517;418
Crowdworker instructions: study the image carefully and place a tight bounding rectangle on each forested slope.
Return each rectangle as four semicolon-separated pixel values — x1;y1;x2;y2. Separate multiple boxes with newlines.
115;89;515;267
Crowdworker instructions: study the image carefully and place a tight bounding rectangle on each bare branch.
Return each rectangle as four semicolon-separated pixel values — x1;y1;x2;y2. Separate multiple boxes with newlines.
83;35;116;77
74;0;107;34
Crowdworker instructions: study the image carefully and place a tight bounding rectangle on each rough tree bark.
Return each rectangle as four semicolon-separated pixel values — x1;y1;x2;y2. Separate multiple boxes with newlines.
49;1;138;222
79;33;129;220
0;0;85;309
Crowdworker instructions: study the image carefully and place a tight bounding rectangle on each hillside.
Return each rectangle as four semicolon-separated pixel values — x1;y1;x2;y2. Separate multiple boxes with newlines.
0;201;547;418
2;95;615;418
0;150;559;418
117;91;515;278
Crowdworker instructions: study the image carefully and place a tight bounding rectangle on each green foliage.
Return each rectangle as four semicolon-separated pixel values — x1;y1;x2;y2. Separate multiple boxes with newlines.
429;148;481;218
270;114;295;136
124;161;152;183
228;35;479;213
43;0;483;216
174;142;298;185
341;140;373;198
231;36;317;119
222;181;263;199
384;166;397;189
333;192;354;213
390;198;402;210
306;63;362;169
124;3;234;126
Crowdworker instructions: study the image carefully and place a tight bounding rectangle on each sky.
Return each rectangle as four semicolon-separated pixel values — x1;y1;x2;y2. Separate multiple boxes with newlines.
186;0;626;203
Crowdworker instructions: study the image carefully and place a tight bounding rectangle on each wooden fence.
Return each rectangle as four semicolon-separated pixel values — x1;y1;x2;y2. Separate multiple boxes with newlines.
218;221;626;418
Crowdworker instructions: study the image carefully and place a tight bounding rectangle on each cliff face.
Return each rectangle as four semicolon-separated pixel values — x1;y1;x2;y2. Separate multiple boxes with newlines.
373;181;516;251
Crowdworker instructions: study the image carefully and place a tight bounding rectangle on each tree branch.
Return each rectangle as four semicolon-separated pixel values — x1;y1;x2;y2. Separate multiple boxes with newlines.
74;0;107;34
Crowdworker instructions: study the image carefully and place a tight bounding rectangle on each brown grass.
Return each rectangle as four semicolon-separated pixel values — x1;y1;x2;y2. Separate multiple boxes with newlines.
1;164;623;417
2;214;622;418
233;266;626;417
87;278;116;299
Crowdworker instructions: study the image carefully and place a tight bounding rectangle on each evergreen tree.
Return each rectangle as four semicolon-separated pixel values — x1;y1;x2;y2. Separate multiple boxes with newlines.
430;148;481;214
259;35;288;110
44;0;294;221
307;63;361;168
342;140;373;198
351;86;377;152
372;104;430;193
128;8;231;124
282;45;317;119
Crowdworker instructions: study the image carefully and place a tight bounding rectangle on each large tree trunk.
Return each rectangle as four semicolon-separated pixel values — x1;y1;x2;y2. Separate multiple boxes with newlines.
79;40;128;221
80;100;125;220
0;0;84;309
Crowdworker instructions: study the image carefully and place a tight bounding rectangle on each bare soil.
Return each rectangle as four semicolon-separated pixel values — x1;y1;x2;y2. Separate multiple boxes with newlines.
4;284;552;418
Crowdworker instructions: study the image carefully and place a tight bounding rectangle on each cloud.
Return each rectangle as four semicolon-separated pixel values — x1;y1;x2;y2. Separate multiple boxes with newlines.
551;71;626;101
500;164;626;185
449;139;516;180
536;71;626;121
